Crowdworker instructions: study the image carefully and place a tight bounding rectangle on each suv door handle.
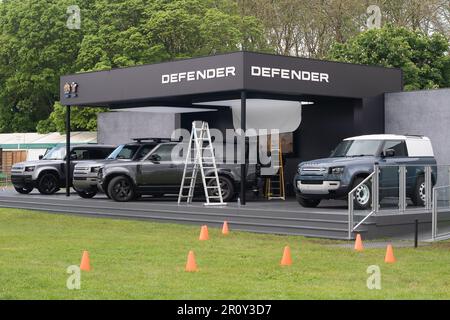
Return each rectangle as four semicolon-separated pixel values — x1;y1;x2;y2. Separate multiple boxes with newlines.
169;164;176;168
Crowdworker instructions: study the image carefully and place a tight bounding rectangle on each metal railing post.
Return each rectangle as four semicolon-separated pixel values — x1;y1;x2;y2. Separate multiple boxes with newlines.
448;166;450;208
425;166;432;211
348;191;354;240
399;166;407;212
372;165;379;214
432;187;437;240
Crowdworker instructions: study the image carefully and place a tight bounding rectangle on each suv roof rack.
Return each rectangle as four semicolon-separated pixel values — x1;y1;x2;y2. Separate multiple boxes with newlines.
405;134;425;138
132;137;173;143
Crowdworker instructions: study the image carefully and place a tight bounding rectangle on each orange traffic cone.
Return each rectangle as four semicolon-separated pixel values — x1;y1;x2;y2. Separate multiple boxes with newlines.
280;246;292;266
199;225;209;241
385;244;396;264
185;250;198;272
222;221;230;235
80;250;91;271
354;234;364;252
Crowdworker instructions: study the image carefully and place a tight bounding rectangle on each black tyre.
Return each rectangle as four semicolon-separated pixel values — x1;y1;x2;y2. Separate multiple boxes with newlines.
37;173;60;195
75;188;98;199
14;186;33;194
411;175;426;207
207;175;235;202
107;176;135;202
296;194;321;208
352;177;372;210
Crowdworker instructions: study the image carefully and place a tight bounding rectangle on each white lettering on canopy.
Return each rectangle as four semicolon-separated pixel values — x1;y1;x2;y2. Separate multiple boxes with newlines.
162;66;236;84
251;66;330;83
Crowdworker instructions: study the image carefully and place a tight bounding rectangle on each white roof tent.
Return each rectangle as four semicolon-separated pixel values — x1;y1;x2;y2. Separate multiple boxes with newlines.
60;51;403;204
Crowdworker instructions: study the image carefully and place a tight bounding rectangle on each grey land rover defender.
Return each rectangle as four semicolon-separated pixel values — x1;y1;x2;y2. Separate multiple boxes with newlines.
294;135;436;210
97;142;261;202
11;144;115;195
72;138;167;198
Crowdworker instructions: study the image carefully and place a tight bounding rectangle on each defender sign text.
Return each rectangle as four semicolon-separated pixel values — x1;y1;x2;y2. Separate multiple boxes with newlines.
161;65;330;85
162;66;236;84
251;66;330;83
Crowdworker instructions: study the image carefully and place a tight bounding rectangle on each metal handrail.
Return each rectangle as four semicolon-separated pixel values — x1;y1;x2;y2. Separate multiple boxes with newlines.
348;164;434;240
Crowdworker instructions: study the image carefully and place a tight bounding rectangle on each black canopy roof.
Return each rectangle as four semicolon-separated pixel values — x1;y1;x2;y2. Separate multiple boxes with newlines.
60;51;403;108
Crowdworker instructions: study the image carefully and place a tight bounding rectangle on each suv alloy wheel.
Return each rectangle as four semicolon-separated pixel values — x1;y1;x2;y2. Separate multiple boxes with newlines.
108;176;136;202
411;175;426;207
37;173;59;195
352;177;372;210
207;176;235;202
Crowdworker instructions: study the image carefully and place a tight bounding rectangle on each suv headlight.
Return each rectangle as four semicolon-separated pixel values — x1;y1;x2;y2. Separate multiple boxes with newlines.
90;166;102;173
330;166;345;175
24;166;35;172
97;168;103;179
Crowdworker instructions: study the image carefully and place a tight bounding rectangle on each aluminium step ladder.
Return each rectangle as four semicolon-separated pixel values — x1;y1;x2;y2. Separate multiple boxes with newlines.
265;135;286;200
178;121;227;206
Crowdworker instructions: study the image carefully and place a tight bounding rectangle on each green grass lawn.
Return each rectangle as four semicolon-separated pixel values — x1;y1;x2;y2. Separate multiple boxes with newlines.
0;208;449;300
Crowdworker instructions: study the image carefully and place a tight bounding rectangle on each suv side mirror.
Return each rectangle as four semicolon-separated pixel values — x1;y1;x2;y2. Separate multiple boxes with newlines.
70;153;78;160
384;149;396;158
38;155;44;160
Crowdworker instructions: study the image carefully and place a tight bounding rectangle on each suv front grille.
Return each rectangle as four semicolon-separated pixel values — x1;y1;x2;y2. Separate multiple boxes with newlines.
11;166;24;173
74;167;90;175
300;167;327;176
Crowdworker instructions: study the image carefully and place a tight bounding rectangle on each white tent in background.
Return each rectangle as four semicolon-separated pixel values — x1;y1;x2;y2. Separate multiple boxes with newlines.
0;132;98;161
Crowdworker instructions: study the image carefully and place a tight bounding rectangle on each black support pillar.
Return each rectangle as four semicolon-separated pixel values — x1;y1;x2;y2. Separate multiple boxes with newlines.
240;91;247;205
65;105;71;197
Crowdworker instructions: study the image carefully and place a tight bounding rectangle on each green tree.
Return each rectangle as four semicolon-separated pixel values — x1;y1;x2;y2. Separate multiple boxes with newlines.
144;0;268;58
36;102;104;133
41;0;268;133
328;25;450;90
0;0;268;134
0;0;85;132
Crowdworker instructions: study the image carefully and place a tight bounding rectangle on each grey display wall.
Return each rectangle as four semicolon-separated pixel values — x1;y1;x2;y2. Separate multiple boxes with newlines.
385;88;450;165
98;112;177;145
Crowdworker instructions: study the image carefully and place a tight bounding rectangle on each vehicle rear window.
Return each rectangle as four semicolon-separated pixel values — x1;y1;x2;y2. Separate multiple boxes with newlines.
149;144;176;162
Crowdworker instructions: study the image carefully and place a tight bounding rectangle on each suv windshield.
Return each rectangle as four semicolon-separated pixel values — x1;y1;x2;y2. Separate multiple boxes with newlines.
43;146;66;160
331;140;383;157
107;145;139;160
